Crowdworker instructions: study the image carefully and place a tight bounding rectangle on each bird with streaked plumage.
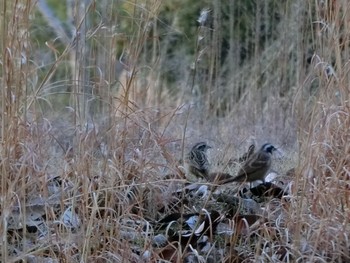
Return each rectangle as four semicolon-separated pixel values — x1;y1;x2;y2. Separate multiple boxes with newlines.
185;142;211;181
221;143;277;185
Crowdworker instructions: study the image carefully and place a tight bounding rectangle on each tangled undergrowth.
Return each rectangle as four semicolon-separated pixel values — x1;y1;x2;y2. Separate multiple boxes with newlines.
1;0;350;262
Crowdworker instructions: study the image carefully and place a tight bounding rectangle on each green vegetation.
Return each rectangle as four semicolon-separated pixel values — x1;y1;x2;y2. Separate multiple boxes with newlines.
1;0;349;262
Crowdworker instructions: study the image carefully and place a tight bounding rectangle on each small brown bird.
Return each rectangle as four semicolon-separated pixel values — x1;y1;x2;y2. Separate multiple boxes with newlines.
185;142;212;180
226;143;277;184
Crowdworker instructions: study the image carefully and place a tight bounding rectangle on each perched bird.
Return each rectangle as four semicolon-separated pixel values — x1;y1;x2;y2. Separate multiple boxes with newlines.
223;143;277;185
185;142;212;180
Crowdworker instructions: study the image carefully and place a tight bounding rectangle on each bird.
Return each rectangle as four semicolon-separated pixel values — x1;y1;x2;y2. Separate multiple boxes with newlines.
185;142;212;180
221;143;277;185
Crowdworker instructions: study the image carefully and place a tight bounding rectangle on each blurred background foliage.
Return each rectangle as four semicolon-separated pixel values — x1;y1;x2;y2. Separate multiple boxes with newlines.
13;0;342;145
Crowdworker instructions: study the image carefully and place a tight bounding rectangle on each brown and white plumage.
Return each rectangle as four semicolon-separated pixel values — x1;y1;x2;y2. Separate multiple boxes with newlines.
185;142;212;180
220;143;276;185
232;143;276;183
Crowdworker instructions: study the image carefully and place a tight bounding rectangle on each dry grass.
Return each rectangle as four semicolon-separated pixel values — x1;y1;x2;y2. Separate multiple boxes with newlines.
0;0;349;262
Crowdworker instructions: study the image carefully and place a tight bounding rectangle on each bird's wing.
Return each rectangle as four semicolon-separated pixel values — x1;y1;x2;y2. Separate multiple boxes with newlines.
189;151;208;169
237;152;269;176
247;144;255;157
